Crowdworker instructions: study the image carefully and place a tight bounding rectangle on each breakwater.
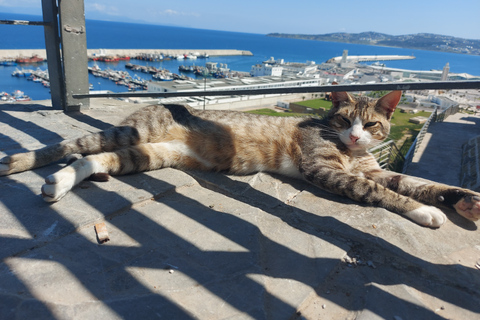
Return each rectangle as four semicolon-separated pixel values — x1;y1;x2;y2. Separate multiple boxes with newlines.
327;54;416;63
0;49;253;60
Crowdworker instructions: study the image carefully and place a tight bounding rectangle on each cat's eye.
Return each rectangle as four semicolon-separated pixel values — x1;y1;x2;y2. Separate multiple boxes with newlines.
341;117;351;126
364;122;377;128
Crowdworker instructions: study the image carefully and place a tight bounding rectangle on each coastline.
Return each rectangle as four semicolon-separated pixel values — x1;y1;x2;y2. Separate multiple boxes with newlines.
266;33;480;57
0;49;254;60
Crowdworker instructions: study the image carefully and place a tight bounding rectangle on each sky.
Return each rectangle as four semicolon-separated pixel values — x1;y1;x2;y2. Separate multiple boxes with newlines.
1;0;479;40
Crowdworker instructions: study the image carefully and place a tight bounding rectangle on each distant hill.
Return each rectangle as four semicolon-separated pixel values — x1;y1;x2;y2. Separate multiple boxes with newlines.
267;32;480;56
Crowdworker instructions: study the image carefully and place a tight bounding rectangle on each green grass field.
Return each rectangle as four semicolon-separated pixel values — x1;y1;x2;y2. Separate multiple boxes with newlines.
388;109;431;141
295;99;333;110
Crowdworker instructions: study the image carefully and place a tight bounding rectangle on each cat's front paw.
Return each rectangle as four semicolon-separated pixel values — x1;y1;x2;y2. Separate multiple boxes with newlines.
453;194;480;222
41;170;76;202
406;206;446;228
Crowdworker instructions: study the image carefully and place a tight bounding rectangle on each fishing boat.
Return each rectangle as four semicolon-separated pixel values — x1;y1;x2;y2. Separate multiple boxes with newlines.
0;60;17;66
15;55;45;64
11;90;31;101
11;69;24;77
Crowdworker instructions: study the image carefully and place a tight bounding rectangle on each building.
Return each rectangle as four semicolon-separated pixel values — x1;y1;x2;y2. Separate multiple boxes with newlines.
250;63;283;77
441;62;450;81
250;57;318;77
147;75;328;109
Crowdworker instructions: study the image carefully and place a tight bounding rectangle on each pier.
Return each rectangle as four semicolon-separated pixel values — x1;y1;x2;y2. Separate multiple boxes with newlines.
327;54;415;63
0;49;253;60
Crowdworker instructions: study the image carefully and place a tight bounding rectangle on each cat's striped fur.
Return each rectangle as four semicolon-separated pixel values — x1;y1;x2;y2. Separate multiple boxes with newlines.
1;90;479;227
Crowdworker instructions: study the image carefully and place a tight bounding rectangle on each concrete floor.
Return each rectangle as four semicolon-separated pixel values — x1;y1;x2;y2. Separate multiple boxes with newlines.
0;99;479;319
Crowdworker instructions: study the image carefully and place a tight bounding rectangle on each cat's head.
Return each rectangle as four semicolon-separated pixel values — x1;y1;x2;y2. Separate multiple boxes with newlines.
327;90;402;151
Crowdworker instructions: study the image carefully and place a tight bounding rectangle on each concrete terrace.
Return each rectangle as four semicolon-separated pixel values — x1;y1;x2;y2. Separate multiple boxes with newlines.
0;99;479;320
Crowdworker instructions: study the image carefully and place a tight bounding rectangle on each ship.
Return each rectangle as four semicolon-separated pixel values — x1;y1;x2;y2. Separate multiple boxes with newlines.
15;55;45;64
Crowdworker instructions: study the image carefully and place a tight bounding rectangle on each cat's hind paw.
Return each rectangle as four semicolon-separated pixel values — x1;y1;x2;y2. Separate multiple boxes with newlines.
406;206;446;228
41;170;76;202
453;194;480;222
0;153;35;176
0;156;13;176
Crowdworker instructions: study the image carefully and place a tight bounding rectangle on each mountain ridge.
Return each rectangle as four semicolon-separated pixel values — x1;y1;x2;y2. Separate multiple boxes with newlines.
267;32;480;56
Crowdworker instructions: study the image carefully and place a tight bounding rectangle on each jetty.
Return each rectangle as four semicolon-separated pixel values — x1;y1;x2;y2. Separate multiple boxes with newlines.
327;54;415;63
0;49;253;60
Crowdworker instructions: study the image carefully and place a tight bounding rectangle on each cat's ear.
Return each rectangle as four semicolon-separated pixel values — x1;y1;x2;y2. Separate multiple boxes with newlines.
331;91;353;108
376;91;402;120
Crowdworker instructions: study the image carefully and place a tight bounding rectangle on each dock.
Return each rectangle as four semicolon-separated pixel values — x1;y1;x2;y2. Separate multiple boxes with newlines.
327;54;415;63
0;49;253;60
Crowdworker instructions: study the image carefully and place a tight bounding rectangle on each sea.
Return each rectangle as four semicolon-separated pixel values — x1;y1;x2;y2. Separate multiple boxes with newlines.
2;12;480;100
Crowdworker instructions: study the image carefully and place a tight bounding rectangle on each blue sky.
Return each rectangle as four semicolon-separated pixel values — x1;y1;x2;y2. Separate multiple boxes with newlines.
1;0;479;39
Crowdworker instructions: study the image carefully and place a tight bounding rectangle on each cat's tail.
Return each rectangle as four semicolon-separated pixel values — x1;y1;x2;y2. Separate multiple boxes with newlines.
0;126;140;176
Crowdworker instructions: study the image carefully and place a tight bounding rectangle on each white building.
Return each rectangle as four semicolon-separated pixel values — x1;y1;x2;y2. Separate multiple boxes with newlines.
147;75;328;108
250;63;283;77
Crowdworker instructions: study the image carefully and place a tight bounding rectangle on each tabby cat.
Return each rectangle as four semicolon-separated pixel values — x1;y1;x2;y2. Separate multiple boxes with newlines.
1;90;479;227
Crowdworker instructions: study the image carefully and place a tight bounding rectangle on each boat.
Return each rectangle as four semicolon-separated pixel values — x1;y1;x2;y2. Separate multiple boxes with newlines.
153;73;173;81
178;65;192;72
11;90;32;101
0;60;17;66
15;55;45;64
15;95;32;101
11;69;24;77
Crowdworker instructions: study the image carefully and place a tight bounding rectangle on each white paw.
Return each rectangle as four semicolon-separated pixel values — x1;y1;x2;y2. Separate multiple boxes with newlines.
406;206;446;228
41;170;76;202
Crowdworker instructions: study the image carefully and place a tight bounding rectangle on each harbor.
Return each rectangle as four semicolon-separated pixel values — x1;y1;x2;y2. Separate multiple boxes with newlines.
0;49;253;61
1;46;480;103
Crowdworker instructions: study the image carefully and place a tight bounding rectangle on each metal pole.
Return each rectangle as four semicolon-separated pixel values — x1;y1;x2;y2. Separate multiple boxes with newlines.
58;0;90;111
41;0;65;110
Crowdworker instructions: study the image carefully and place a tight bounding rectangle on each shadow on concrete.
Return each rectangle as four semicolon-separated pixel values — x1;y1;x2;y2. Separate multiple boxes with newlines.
458;116;480;126
407;113;480;187
2;167;478;319
65;111;113;131
1;106;479;319
0;107;64;154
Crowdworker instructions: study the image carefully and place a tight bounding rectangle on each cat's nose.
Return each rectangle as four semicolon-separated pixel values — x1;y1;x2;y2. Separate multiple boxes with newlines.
349;134;360;143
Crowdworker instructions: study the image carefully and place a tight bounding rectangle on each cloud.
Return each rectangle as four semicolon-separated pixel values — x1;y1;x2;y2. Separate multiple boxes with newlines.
158;9;200;18
85;3;120;16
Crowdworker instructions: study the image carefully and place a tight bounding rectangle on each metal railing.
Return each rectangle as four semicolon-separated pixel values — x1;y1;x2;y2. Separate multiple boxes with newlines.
435;104;460;122
2;1;480;114
369;140;405;172
0;0;89;111
71;80;480;100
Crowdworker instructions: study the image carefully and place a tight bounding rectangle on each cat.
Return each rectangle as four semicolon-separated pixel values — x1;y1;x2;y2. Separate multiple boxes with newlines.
1;90;479;227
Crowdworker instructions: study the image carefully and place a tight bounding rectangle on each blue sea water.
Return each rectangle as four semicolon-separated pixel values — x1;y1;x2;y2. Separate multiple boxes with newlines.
1;12;480;100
